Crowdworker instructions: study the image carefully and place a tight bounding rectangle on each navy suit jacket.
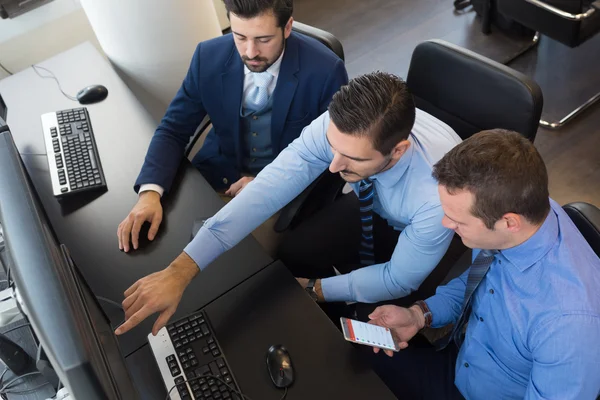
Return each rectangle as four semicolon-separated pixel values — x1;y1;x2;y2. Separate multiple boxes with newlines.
135;31;348;192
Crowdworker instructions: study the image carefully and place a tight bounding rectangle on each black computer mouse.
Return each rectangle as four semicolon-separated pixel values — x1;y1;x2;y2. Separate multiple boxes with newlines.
76;85;108;105
266;344;294;388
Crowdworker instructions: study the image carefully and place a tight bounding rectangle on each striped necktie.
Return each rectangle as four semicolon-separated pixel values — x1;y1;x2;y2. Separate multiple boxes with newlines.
438;249;498;350
358;178;375;266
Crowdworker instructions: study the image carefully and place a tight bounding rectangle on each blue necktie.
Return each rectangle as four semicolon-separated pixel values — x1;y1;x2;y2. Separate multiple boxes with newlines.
358;179;375;266
438;249;498;350
243;71;274;110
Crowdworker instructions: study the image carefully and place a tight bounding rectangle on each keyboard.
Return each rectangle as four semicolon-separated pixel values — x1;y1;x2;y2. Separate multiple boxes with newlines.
41;107;107;197
148;310;243;400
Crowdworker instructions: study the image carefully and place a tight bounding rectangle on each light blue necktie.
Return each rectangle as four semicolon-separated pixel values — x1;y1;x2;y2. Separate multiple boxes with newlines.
437;249;498;350
243;71;274;110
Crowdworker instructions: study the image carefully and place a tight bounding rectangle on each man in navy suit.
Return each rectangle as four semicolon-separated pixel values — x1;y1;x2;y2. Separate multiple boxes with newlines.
117;0;348;252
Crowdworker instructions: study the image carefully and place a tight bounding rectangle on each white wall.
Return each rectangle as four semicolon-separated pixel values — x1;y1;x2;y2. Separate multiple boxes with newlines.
80;0;222;122
213;0;230;30
0;0;101;80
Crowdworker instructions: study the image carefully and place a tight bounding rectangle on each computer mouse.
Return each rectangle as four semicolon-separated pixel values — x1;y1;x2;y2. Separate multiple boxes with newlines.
76;85;108;104
266;344;294;388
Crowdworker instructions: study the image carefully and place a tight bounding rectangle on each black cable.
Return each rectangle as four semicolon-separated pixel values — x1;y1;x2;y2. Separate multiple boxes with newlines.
96;296;125;329
31;65;78;102
280;386;288;400
164;374;253;400
0;62;12;76
96;296;124;311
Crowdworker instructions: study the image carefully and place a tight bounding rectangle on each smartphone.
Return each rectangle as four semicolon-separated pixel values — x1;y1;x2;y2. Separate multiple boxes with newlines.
340;317;400;352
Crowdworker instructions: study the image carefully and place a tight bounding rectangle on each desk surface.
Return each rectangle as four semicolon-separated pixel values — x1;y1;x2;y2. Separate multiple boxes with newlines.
128;261;396;400
0;42;272;354
0;42;394;399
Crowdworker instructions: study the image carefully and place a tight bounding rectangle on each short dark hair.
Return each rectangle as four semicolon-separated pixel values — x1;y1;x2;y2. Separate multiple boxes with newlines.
328;72;416;155
223;0;293;28
432;129;550;229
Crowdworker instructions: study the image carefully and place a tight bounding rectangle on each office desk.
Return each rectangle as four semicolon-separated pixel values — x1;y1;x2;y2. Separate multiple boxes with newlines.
128;261;396;400
0;42;272;354
0;42;395;399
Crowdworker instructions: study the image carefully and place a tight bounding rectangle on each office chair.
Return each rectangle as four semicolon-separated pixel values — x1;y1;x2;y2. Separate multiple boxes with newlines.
496;0;600;129
563;202;600;257
283;39;544;300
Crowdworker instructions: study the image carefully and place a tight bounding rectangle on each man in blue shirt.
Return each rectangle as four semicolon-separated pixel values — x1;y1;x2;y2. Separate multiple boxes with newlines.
368;130;600;399
115;72;462;336
117;0;347;252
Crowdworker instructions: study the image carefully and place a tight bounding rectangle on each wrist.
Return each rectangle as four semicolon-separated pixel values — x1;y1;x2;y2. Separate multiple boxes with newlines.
315;279;324;302
168;252;199;285
409;304;427;330
139;190;161;202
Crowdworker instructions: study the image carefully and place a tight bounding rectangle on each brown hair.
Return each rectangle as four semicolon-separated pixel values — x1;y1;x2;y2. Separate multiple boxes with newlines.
432;129;550;229
328;71;415;155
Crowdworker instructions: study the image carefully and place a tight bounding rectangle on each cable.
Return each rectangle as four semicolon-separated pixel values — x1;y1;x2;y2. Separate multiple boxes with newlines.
96;296;125;329
96;296;124;311
4;381;53;395
165;374;253;400
0;371;41;392
280;386;288;400
31;65;78;101
0;62;12;76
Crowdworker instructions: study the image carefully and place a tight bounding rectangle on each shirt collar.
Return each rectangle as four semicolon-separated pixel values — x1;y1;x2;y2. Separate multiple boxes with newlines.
369;137;415;188
499;203;558;272
244;48;285;79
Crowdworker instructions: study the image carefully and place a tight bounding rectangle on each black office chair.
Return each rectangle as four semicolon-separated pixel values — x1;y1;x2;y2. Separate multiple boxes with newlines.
404;39;544;296
406;39;543;141
496;0;600;129
563;202;600;257
282;39;544;299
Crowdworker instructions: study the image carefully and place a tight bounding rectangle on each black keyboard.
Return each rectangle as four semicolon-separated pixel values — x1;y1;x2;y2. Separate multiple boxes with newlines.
41;107;107;197
149;311;243;400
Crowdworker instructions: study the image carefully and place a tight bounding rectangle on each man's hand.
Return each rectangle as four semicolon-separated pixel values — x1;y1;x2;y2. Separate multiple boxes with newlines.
115;252;199;336
368;304;425;357
296;278;325;302
118;191;163;252
224;176;254;198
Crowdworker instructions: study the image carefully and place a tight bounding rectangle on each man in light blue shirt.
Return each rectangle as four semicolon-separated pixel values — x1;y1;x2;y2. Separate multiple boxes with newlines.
368;130;600;399
115;72;462;336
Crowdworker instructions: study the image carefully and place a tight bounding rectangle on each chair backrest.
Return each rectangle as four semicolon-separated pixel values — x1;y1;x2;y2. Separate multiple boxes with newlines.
292;21;345;61
497;0;600;47
563;202;600;257
406;39;543;141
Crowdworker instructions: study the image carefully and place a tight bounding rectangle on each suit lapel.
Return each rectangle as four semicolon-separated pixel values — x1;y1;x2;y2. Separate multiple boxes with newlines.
271;34;300;150
221;47;244;166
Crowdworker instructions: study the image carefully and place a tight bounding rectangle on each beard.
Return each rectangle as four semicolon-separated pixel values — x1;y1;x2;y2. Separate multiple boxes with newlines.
241;33;285;72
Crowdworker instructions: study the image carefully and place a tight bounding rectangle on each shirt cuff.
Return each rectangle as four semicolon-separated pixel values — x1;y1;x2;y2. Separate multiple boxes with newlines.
424;295;455;328
139;184;164;197
183;227;225;271
321;274;352;302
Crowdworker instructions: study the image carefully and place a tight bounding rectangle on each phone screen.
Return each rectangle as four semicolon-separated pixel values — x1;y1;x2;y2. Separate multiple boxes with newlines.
340;317;399;352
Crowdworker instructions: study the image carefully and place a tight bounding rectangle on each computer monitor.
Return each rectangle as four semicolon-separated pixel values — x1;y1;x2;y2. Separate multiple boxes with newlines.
0;129;139;400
